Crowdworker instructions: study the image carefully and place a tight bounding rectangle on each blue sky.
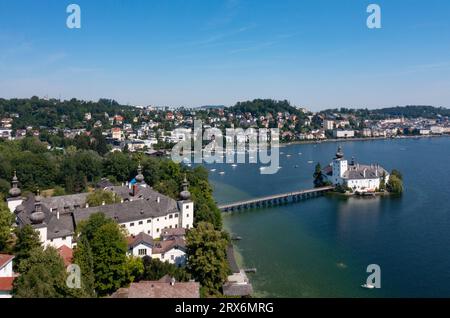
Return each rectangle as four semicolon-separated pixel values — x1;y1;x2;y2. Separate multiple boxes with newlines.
0;0;449;110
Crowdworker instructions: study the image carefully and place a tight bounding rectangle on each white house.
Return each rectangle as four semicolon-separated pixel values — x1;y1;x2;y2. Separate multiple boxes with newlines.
323;120;334;130
333;130;355;138
0;254;15;298
323;146;389;193
127;229;187;267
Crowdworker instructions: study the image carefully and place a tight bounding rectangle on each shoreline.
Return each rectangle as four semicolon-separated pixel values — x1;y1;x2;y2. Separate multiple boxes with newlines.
281;134;450;147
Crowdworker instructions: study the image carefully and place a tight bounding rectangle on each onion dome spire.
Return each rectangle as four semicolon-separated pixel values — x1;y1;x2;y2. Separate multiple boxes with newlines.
135;161;145;183
180;174;191;200
336;146;344;159
9;170;21;197
31;189;45;224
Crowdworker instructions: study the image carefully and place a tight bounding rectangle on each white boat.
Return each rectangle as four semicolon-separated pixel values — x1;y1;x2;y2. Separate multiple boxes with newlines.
219;171;225;175
231;164;237;168
210;169;216;172
361;284;375;289
307;160;314;164
286;154;291;157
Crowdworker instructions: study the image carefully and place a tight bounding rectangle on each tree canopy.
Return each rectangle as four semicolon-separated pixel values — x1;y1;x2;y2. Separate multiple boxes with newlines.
186;222;230;295
13;247;69;298
0;198;14;252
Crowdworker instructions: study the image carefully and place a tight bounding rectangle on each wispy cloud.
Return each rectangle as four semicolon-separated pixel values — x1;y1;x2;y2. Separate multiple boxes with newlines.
229;41;276;54
182;23;257;49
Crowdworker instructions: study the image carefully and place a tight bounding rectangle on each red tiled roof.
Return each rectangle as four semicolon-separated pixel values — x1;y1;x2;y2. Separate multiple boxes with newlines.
0;277;14;292
153;237;186;254
127;232;154;249
57;245;73;267
111;280;200;298
0;254;14;269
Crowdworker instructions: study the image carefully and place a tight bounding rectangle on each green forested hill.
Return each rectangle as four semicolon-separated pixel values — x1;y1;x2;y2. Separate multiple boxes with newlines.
0;97;137;129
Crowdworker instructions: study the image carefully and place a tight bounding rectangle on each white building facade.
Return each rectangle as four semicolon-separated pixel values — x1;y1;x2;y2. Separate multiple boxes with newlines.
323;147;389;193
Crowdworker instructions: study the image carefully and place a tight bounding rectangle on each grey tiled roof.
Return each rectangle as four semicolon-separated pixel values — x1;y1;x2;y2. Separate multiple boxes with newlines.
343;164;388;180
41;193;88;211
15;195;75;239
15;185;181;240
73;194;179;224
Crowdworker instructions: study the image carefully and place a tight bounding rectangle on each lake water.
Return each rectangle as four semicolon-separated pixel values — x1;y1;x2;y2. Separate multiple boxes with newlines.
206;137;450;297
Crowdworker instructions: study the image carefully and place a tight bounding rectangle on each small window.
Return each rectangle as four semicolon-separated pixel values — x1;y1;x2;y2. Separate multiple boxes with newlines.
169;225;172;229
175;224;178;228
161;253;165;259
169;215;173;219
185;205;189;209
130;223;135;227
147;219;151;223
156;228;160;233
121;224;125;228
62;236;66;240
157;218;159;222
171;255;175;260
138;249;147;256
187;214;189;218
139;221;143;225
175;214;179;218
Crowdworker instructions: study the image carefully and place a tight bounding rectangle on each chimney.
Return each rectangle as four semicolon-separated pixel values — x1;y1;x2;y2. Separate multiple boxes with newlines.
170;277;176;286
57;211;60;220
157;197;160;204
102;201;106;206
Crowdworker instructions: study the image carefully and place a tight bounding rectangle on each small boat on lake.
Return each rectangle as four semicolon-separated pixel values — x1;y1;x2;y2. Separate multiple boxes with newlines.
361;283;375;289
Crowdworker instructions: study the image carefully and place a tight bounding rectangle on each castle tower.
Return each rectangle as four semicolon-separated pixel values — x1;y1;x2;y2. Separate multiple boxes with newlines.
332;146;348;184
178;174;193;229
7;170;24;213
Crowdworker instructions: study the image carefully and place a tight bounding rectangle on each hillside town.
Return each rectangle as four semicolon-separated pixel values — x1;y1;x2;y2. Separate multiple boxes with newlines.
1;99;449;153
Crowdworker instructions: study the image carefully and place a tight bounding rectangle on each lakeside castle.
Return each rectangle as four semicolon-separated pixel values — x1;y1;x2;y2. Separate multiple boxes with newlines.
322;146;390;193
5;166;193;266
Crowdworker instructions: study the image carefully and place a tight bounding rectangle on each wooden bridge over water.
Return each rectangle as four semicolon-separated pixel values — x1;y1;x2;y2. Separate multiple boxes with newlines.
218;186;335;212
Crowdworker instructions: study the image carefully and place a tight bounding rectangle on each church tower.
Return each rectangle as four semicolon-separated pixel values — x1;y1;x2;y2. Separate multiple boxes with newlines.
7;170;24;213
178;174;194;229
332;146;348;184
